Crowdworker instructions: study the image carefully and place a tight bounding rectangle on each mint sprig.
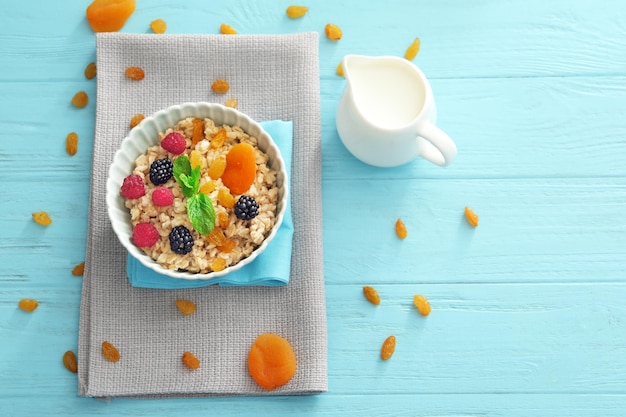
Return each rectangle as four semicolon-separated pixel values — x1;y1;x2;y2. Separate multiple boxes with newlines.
173;156;215;235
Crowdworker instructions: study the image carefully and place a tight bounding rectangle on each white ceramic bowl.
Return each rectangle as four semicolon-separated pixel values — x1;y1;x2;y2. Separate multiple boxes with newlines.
106;102;288;281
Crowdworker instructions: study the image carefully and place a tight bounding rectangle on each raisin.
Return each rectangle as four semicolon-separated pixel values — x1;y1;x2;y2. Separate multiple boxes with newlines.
207;227;227;246
18;299;39;312
86;0;136;32
336;61;344;77
363;286;380;305
217;211;230;229
102;341;121;362
71;91;88;108
248;333;297;390
381;335;396;360
129;113;145;128
182;351;200;369
63;350;78;373
208;156;226;180
125;66;145;80
220;23;237;35
217;239;236;253
84;62;97;80
395;218;408;239
32;211;52;226
150;18;167;34
413;294;431;316
405;37;421;61
324;23;342;41
72;262;85;276
211;79;230;94
210;257;227;272
464;206;479;227
191;118;204;145
286;5;308;18
66;132;78;156
210;128;227;149
175;299;196;315
224;98;238;108
199;180;216;194
218;188;236;209
221;143;257;194
189;150;203;169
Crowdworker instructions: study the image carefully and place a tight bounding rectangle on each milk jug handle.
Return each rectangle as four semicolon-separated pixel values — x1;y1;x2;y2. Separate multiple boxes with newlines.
415;120;458;167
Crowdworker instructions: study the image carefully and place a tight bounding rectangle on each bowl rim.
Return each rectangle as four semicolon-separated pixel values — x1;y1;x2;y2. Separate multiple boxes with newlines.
106;101;289;281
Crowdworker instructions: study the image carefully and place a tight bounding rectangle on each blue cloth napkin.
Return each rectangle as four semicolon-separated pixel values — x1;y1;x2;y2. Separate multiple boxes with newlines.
127;120;294;288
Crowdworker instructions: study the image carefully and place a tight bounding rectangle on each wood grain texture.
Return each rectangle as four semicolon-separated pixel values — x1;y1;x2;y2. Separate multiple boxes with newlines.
1;0;626;416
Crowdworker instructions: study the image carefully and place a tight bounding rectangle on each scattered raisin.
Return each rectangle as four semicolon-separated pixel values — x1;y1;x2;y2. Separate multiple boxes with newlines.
413;294;431;316
336;61;344;77
363;286;380;305
125;66;145;80
66;132;78;156
220;23;237;34
84;62;97;80
18;299;39;312
150;18;167;34
405;37;421;61
175;299;196;315
224;98;238;108
32;211;52;226
182;351;200;369
464;206;479;227
71;91;89;108
102;341;121;362
72;262;85;276
381;335;396;360
286;5;308;18
129;113;145;128
63;350;78;373
395;218;407;239
324;23;342;41
211;79;230;94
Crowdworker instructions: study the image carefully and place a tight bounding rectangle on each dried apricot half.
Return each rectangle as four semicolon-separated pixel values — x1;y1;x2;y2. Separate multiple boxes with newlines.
86;0;136;32
248;333;297;390
221;143;257;195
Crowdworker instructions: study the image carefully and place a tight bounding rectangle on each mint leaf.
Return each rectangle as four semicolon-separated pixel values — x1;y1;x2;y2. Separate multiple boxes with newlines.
187;193;215;235
173;156;199;198
173;155;191;181
189;166;201;195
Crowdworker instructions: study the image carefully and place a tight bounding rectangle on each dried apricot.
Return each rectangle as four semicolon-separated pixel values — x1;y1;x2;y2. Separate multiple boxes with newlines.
125;66;145;80
150;18;167;34
210;257;227;272
464;206;479;227
210;128;227;149
18;299;38;312
324;23;342;41
363;286;380;305
86;0;136;32
247;333;297;390
413;294;431;316
175;299;196;315
220;23;237;35
221;143;257;194
286;5;308;18
84;62;97;79
102;341;121;362
224;98;238;108
336;61;344;77
182;351;200;369
66;132;78;156
208;156;227;180
63;350;78;373
395;218;407;239
129;113;145;128
405;37;421;61
72;262;85;276
71;91;89;108
32;211;52;226
381;335;396;360
191;118;204;145
211;79;230;94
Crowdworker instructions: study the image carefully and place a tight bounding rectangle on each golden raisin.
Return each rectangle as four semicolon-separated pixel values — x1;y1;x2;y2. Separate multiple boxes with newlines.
211;79;230;94
189;150;203;169
220;23;237;34
71;91;89;108
217;239;236;253
207;227;227;246
464;206;479;227
218;188;236;208
413;294;431;316
217;211;230;229
182;351;200;369
363;286;380;305
84;62;97;79
405;37;421;61
336;61;344;77
32;211;52;226
18;299;39;312
286;5;308;18
381;336;396;360
72;261;85;276
208;156;227;180
66;132;78;156
102;341;121;362
224;98;238;108
395;218;408;239
86;0;136;32
199;180;216;194
129;113;145;128
324;23;342;41
63;350;78;373
191;118;204;145
150;18;167;34
210;257;227;272
175;299;196;315
210;128;227;149
125;66;145;80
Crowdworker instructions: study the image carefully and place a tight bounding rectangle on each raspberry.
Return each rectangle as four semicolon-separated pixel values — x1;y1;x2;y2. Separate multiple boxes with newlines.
151;186;174;207
121;174;145;199
161;132;187;155
132;222;160;247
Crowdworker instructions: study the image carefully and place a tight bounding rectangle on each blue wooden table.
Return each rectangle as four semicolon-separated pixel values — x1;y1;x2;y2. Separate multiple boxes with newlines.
2;1;626;415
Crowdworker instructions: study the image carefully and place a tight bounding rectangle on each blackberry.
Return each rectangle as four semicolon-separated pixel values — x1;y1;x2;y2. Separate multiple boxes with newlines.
169;225;194;255
149;158;173;185
234;195;259;220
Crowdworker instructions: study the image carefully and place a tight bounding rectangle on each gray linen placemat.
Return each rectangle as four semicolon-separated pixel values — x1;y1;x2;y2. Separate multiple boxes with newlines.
78;32;326;397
